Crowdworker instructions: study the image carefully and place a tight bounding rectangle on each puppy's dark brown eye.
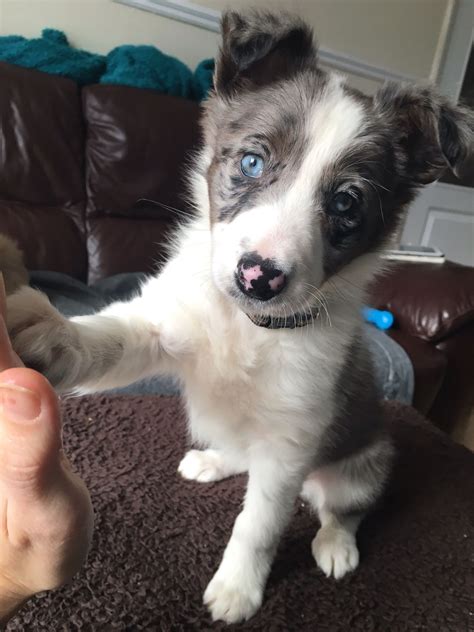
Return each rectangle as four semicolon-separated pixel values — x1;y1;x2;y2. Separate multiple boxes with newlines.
329;192;356;214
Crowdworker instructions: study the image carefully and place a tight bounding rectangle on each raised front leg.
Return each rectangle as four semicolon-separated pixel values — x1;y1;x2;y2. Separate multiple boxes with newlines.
7;286;174;394
203;449;309;624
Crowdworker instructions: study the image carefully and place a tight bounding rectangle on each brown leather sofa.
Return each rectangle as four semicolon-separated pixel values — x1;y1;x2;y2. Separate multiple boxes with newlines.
0;61;473;434
370;262;474;434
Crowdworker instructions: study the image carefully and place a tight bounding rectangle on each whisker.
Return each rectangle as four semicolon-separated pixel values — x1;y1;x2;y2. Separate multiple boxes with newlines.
333;273;367;293
356;175;391;226
301;288;330;327
326;278;347;302
300;282;332;326
136;198;198;221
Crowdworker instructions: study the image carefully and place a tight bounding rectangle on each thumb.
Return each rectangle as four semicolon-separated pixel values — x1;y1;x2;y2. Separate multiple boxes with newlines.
0;368;62;498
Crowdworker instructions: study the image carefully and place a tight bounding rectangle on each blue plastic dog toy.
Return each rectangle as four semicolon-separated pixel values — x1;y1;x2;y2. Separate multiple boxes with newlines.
362;307;394;330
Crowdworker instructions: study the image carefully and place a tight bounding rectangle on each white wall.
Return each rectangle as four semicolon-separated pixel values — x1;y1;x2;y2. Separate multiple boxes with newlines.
0;0;219;69
204;0;452;81
0;0;452;84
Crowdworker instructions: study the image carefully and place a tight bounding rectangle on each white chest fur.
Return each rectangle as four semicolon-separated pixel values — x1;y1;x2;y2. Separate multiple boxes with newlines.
140;222;360;455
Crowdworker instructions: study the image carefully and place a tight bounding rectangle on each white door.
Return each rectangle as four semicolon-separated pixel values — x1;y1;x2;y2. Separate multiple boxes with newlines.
401;0;473;266
401;182;474;266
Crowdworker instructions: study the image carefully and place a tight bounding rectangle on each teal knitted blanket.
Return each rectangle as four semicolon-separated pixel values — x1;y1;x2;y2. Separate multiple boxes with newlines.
0;28;214;100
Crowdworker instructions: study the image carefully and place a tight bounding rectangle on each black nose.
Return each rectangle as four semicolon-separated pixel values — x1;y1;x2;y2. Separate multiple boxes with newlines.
235;253;286;301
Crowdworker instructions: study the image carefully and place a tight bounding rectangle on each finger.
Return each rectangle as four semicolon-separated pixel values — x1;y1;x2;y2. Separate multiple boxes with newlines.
0;368;62;499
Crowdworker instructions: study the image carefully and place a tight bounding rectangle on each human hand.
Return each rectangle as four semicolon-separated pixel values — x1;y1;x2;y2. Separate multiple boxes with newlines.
0;277;93;624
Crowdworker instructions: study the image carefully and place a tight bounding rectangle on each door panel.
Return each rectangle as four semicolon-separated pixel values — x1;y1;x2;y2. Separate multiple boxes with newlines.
401;182;474;266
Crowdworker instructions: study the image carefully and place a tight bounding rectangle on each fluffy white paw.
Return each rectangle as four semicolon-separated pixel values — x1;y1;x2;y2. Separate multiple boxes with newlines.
7;287;78;386
312;525;359;580
178;449;228;483
203;566;262;624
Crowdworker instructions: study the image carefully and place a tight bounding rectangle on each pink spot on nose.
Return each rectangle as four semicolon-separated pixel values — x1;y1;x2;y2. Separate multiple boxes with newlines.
239;264;263;291
269;272;286;292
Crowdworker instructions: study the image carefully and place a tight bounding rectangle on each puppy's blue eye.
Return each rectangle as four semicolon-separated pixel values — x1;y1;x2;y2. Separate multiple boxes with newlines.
241;153;264;178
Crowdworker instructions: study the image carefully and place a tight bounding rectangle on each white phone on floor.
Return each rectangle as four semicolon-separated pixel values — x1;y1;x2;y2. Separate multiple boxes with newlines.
382;244;445;263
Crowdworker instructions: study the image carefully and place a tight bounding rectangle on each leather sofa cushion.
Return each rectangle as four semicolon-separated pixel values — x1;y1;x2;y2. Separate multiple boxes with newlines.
83;85;202;283
86;216;172;283
0;62;87;279
0;205;86;280
371;261;474;343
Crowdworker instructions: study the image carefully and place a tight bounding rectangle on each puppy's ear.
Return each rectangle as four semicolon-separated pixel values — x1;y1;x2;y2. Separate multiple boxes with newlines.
214;10;317;97
375;83;474;184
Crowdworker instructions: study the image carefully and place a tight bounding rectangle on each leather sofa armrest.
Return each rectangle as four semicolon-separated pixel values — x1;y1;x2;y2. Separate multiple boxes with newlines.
369;261;474;343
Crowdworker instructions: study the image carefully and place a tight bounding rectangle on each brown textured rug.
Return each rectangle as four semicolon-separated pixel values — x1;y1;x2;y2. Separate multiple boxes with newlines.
8;396;474;631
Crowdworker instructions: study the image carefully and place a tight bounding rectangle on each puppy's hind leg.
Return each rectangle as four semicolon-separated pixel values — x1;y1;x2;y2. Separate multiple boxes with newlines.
302;438;393;579
310;508;362;580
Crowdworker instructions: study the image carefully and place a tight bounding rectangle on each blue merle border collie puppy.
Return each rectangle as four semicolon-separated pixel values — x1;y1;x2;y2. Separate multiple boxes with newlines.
8;11;473;624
